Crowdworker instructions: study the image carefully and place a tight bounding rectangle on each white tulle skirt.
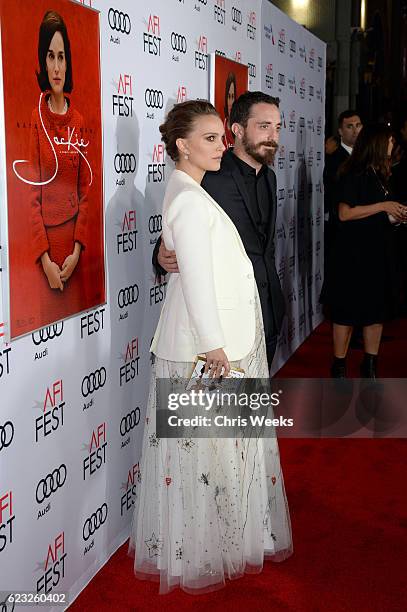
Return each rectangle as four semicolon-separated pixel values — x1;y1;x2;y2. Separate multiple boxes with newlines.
129;292;293;594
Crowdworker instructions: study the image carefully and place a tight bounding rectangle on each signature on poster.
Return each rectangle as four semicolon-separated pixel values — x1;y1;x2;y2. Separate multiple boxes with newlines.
12;92;93;187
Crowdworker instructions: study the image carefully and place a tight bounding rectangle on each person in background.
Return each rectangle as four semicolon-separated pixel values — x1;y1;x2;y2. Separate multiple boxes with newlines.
390;114;407;314
154;91;285;371
322;110;363;346
322;124;406;378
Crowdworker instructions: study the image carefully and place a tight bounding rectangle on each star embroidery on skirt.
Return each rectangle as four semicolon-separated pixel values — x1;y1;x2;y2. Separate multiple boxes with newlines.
178;438;195;453
149;433;159;447
199;472;210;486
145;532;163;558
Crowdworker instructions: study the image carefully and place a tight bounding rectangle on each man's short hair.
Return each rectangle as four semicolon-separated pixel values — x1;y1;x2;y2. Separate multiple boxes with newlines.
338;109;361;128
230;91;280;128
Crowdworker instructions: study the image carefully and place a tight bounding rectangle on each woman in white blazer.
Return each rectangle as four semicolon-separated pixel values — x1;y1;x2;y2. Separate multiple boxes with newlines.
130;101;292;594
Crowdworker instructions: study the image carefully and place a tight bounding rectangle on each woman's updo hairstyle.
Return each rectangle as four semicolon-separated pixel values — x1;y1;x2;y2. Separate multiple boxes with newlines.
159;100;219;162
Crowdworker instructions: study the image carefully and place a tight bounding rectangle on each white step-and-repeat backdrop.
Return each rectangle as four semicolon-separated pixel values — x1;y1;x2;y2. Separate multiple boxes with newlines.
0;0;325;609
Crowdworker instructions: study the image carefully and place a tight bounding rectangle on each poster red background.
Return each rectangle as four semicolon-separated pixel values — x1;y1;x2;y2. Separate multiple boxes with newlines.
0;0;104;339
213;55;249;124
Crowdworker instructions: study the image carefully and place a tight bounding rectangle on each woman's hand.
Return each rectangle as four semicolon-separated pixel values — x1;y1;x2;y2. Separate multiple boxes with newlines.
382;201;407;222
204;348;230;378
60;242;81;283
41;253;63;291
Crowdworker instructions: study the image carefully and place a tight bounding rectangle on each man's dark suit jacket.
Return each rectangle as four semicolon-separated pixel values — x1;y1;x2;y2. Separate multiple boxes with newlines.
153;150;286;340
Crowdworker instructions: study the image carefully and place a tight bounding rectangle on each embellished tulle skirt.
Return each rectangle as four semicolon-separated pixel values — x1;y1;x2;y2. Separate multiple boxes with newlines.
129;292;293;594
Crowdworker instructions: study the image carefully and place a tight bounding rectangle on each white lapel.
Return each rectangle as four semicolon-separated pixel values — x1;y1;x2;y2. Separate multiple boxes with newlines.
170;169;250;260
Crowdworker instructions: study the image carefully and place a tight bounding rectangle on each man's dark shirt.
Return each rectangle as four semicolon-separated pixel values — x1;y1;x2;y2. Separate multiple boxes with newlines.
232;155;271;243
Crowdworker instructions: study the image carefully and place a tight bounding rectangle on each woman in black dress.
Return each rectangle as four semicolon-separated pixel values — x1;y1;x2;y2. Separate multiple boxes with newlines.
324;124;407;377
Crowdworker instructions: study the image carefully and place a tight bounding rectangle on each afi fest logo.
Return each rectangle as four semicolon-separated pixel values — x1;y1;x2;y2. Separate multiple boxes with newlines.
247;11;256;39
265;63;273;89
214;0;225;25
177;85;187;103
0;345;11;378
121;463;140;516
144;14;161;56
83;423;107;480
195;35;208;70
150;272;167;307
112;73;133;117
120;337;140;386
263;23;275;44
278;28;285;53
0;490;15;553
289;38;296;56
36;532;67;594
80;307;105;339
234;50;242;63
148;144;166;183
117;210;137;254
299;77;306;100
277;145;286;170
35;379;65;444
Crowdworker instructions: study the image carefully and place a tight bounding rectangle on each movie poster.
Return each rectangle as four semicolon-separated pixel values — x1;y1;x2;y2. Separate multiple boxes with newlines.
0;0;104;340
209;54;249;149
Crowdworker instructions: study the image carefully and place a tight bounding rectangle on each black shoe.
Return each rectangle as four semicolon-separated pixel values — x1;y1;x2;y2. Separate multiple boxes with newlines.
360;353;378;379
331;357;347;378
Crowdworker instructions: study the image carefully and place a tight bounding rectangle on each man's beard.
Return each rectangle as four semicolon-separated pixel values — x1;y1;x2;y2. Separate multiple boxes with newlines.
242;133;278;165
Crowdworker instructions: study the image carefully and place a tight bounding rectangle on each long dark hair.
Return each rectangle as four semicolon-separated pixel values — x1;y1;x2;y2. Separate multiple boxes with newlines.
224;72;236;119
340;123;392;180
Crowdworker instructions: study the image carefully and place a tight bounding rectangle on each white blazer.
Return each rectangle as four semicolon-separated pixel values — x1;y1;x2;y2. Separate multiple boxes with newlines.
150;169;256;362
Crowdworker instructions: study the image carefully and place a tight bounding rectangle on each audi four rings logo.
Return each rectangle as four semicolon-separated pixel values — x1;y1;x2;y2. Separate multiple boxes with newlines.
144;89;164;109
36;464;67;504
108;8;131;34
81;368;107;398
231;7;242;24
114;153;136;174
83;503;108;541
149;215;162;234
0;421;14;452
32;322;64;345
118;284;139;309
171;32;187;53
120;409;140;436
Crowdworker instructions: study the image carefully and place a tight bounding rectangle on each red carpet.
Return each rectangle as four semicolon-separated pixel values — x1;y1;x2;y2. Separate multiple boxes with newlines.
70;319;407;611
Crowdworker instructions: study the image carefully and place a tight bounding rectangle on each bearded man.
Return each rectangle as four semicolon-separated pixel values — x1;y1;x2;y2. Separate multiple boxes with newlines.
154;91;285;369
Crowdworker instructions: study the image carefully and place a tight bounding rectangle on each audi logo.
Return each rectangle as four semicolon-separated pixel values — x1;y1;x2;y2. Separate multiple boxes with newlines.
144;88;164;109
83;503;108;541
120;408;140;436
118;284;139;309
171;32;187;53
36;464;67;504
0;421;14;452
114;153;136;174
32;322;64;345
149;214;162;234
108;8;131;34
231;7;242;24
81;368;107;398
